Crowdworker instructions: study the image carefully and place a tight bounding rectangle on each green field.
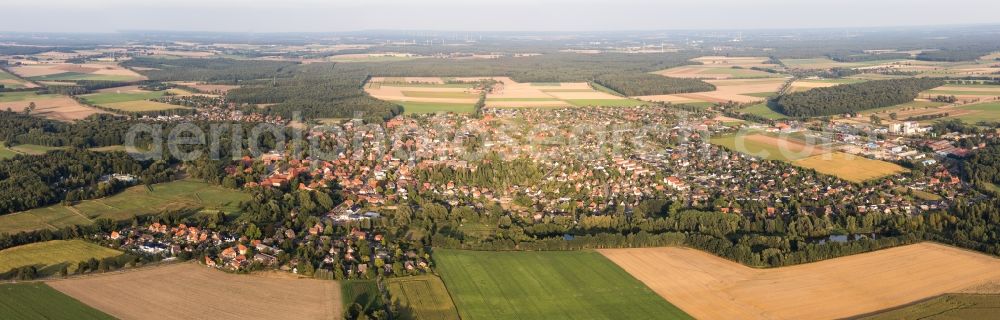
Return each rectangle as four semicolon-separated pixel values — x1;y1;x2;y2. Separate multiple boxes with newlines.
389;275;460;320
566;99;647;107
589;82;624;96
342;280;384;312
435;249;691;320
0;283;113;320
744;92;777;98
704;67;782;78
710;133;821;161
0;179;250;234
27;72;138;82
102;100;186;112
80;91;166;104
924;90;1000;96
401;91;479;99
0;240;121;274
0;91;57;102
738;102;788;120
395;101;476;114
863;294;1000;320
947;102;1000;123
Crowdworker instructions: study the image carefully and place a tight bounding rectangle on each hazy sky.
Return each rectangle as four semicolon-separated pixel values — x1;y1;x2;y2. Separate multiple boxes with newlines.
2;0;999;33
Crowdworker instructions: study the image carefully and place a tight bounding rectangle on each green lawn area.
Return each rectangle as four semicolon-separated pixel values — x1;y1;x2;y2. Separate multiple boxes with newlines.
0;91;57;102
27;72;138;82
0;283;113;320
400;91;479;99
396;101;476;114
389;275;460;320
738;102;788;120
0;179;250;234
79;91;166;104
8;144;66;155
710;133;817;161
0;240;121;274
435;249;691;320
566;99;647;107
948;102;1000;123
704;67;782;78
0;143;18;160
862;294;1000;320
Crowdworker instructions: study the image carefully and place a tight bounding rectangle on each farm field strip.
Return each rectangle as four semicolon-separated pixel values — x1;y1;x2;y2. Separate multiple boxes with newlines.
435;249;691;320
48;263;341;320
599;243;1000;320
0;240;121;274
388;275;461;320
0;283;113;320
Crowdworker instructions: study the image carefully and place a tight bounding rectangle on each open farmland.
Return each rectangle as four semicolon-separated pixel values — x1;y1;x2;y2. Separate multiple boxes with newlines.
366;76;642;112
9;63;145;82
655;56;781;80
388;275;460;320
0;179;249;234
0;283;113;320
80;90;188;112
793;152;907;183
599;243;1000;320
48;262;341;320
434;249;690;320
638;78;785;104
0;240;121;275
863;294;1000;319
0;68;38;89
0;91;106;121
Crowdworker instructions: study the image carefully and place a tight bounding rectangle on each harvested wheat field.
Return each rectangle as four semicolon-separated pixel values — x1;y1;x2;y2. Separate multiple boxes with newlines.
48;262;341;320
599;242;1000;320
0;94;106;121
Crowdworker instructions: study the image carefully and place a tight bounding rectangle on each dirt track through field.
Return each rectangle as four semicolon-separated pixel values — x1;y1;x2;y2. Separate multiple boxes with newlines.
599;243;1000;320
48;262;341;320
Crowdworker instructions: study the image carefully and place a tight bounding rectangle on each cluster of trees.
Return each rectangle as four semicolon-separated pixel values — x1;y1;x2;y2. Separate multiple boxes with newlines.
592;73;715;96
0;111;132;147
123;57;300;83
228;64;402;122
774;78;943;117
931;95;959;103
917;47;999;62
961;144;1000;189
0;149;156;214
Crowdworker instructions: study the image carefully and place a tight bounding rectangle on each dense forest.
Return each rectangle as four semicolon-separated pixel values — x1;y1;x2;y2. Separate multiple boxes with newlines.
122;58;300;83
916;46;999;62
227;63;403;122
593;73;715;96
774;78;943;117
961;144;1000;190
0;112;132;147
0;150;159;214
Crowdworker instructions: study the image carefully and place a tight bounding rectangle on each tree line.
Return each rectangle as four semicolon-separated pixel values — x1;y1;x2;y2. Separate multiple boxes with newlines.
774;78;943;117
593;73;715;96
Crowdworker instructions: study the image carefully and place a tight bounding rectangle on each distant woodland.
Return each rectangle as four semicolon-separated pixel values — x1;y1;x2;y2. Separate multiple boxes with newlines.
774;78;943;117
593;73;715;96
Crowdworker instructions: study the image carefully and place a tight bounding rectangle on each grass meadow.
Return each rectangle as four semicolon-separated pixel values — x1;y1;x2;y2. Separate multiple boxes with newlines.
0;179;249;234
